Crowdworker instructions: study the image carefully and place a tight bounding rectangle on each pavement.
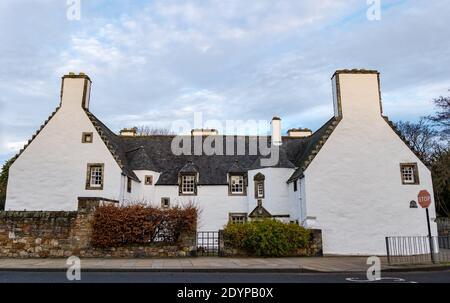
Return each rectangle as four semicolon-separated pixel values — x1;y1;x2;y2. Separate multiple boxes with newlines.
0;256;449;273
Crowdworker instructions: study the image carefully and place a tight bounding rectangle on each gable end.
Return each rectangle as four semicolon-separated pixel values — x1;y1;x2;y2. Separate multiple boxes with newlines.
10;106;61;165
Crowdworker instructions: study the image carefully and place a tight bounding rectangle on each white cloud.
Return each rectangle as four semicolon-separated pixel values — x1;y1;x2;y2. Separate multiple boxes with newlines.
0;140;26;157
0;0;449;164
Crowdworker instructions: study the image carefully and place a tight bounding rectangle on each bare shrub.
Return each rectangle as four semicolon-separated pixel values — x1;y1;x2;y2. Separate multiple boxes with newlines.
91;203;197;247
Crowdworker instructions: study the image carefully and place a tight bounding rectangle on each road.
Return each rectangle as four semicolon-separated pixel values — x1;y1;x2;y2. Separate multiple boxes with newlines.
0;270;449;283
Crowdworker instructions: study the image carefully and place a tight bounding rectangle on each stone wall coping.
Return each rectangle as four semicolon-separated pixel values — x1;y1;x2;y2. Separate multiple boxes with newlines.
0;211;78;219
77;197;119;203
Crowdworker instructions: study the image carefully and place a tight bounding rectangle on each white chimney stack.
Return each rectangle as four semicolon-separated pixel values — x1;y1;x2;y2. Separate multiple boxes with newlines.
60;72;91;110
119;127;138;137
331;69;382;119
271;117;282;146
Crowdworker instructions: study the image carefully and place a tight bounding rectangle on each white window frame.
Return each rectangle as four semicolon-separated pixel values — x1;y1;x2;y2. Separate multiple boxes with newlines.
256;182;264;198
181;175;196;194
400;163;419;185
86;163;104;190
402;166;414;183
230;175;244;194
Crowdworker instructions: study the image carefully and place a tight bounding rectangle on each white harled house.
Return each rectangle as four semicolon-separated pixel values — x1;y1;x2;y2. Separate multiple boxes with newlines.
5;69;438;255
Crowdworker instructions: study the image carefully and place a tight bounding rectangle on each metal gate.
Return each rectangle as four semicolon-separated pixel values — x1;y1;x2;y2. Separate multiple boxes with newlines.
197;231;220;256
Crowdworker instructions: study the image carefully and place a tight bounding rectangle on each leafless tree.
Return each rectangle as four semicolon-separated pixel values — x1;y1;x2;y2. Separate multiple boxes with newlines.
395;105;450;217
427;93;450;140
394;118;441;164
430;149;450;217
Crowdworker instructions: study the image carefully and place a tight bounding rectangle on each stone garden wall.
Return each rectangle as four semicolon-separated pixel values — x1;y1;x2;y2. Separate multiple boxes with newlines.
0;198;196;258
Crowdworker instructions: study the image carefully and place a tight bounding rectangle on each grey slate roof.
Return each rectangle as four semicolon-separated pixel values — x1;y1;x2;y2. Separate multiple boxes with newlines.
179;161;199;174
117;135;299;185
249;146;296;170
227;160;245;174
125;146;158;171
85;110;342;185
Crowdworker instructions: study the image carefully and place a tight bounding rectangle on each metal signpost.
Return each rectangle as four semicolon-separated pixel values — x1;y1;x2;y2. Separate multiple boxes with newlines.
418;190;435;263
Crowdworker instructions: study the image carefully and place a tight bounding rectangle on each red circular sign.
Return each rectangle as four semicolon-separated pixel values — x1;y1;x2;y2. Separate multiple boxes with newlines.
418;190;431;208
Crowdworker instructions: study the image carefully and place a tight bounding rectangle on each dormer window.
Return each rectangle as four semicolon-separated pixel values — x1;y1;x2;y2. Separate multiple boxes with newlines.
180;174;197;195
229;174;246;195
178;161;198;196
227;160;246;196
82;132;93;143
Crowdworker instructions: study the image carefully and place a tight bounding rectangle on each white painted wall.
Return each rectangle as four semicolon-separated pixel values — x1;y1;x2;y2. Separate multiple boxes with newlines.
122;170;160;203
247;168;295;219
288;178;306;223
6;77;123;210
117;167;296;231
304;72;437;255
152;185;248;231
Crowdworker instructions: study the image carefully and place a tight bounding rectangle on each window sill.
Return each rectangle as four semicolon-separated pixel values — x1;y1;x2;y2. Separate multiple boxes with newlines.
85;186;104;190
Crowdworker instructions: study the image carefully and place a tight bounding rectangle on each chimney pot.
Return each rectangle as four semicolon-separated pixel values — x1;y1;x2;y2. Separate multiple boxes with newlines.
271;117;282;146
191;129;219;136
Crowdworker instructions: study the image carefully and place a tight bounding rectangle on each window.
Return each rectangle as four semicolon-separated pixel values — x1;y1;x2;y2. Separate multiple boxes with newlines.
181;174;196;195
229;175;245;195
400;163;419;185
229;213;247;224
82;132;93;143
161;197;170;208
293;180;298;192
127;177;132;193
256;182;264;198
145;175;153;185
253;173;265;199
86;163;104;190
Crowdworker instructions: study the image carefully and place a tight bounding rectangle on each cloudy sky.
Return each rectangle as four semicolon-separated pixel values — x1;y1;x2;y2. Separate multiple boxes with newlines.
0;0;449;164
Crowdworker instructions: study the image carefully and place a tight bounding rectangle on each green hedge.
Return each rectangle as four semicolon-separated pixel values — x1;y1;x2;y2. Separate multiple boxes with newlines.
223;219;310;257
